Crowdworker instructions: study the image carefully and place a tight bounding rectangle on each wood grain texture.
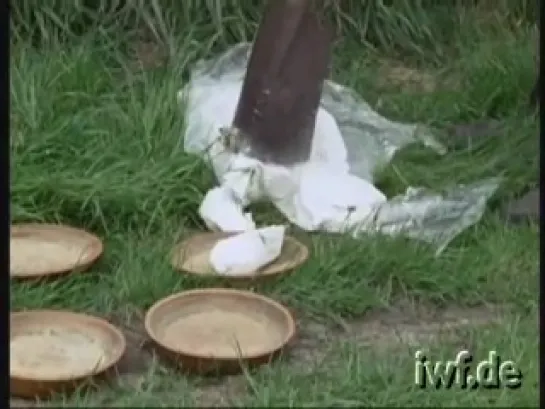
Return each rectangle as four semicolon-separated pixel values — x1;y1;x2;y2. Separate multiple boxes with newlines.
233;0;333;165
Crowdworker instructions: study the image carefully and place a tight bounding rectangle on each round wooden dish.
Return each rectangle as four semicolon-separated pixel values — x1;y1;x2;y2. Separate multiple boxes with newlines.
145;288;296;374
10;310;126;399
10;223;104;280
170;232;309;283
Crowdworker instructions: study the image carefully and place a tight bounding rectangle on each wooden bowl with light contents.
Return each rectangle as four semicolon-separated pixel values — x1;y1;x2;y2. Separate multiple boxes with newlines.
144;288;296;375
10;224;103;280
10;310;126;399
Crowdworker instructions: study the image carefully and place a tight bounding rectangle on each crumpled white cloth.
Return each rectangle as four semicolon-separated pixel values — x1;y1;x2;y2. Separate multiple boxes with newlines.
198;144;387;234
198;186;255;232
209;225;286;276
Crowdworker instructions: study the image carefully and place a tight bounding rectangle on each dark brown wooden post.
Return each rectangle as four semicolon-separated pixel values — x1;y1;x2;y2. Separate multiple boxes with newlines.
232;0;333;165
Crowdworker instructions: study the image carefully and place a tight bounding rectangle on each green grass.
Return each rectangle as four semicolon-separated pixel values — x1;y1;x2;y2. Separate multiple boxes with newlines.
10;2;539;407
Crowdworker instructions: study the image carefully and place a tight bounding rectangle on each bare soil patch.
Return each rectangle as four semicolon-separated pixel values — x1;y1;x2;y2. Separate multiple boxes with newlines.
290;302;503;368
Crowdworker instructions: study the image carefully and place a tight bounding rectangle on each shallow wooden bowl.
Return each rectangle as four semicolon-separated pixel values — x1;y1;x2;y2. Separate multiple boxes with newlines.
144;288;296;374
10;224;103;280
10;310;126;399
170;232;309;283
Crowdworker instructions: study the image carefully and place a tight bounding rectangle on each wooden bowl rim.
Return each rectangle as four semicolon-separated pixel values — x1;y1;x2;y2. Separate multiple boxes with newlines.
10;309;127;383
10;223;104;279
144;288;297;361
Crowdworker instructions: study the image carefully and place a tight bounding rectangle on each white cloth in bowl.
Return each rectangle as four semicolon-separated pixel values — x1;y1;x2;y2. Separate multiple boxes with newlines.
209;225;286;276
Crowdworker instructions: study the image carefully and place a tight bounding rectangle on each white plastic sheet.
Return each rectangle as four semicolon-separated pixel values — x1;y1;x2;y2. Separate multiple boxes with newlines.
179;43;500;254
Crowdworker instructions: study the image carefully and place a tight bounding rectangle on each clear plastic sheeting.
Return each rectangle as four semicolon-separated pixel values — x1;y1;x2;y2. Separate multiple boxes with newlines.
320;81;448;181
368;178;500;255
179;43;500;254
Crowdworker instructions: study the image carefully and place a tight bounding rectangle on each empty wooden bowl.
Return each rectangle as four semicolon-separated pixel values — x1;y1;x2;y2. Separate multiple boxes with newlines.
10;310;126;399
144;288;296;374
170;232;309;283
10;224;103;280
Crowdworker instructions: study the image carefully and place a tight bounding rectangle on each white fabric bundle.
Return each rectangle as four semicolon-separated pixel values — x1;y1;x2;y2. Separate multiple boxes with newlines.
209;225;286;276
198;186;255;233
